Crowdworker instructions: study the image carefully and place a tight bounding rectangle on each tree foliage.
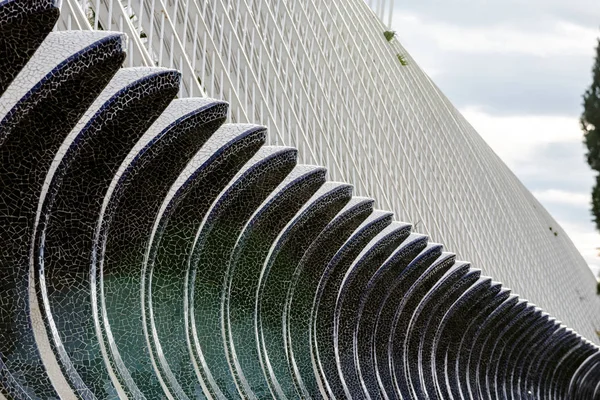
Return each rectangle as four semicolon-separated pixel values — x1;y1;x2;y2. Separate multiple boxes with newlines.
582;38;600;231
397;53;408;66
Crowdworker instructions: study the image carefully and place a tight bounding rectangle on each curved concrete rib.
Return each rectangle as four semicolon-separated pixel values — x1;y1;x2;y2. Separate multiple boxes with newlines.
0;29;125;400
472;298;528;399
257;182;353;399
285;197;374;398
0;0;60;95
430;278;501;399
86;96;228;399
388;251;458;399
99;123;263;398
312;210;394;397
482;304;538;398
143;140;287;400
493;309;546;399
34;67;180;399
334;222;412;399
552;340;597;399
225;165;327;399
356;233;429;399
0;31;125;124
570;352;600;399
176;145;297;398
516;317;561;399
447;284;509;399
402;264;479;399
373;245;449;399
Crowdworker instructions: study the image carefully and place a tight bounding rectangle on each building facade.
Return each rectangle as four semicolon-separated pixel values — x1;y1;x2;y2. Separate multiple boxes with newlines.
1;0;600;398
57;0;600;342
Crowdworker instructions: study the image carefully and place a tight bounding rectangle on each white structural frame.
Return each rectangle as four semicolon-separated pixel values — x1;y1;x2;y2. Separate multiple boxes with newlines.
57;0;600;343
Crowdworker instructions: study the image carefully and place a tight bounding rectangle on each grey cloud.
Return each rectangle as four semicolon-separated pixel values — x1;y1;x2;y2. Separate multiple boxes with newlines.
515;141;594;194
431;52;593;117
543;202;593;228
392;0;600;30
515;141;597;239
390;0;600;273
392;0;599;116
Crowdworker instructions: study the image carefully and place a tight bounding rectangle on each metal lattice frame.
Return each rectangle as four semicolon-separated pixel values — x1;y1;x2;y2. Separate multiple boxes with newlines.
55;0;600;343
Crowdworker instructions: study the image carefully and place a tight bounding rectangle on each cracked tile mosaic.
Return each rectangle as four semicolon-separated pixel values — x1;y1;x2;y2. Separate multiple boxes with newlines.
58;0;600;353
1;2;600;399
0;0;59;95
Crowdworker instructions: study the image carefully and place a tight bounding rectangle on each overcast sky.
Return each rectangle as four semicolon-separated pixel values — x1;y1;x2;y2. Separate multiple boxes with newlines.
390;0;600;277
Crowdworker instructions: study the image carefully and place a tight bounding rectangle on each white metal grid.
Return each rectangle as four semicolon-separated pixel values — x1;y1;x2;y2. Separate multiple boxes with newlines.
57;0;600;343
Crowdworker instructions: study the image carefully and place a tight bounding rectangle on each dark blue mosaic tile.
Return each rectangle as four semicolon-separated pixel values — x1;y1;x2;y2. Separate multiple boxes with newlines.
0;0;60;95
0;3;599;399
285;197;373;398
0;29;125;400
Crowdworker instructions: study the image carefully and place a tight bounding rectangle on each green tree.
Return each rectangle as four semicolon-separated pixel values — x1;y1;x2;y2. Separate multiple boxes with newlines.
582;37;600;230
